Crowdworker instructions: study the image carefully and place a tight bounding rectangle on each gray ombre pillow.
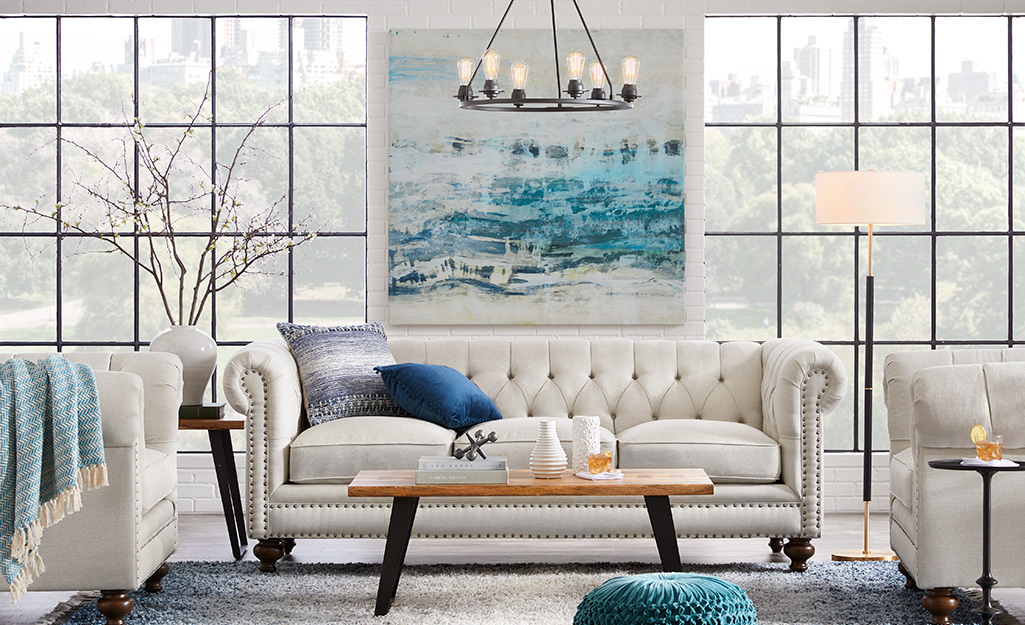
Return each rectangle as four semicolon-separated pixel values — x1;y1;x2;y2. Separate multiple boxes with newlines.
277;322;407;426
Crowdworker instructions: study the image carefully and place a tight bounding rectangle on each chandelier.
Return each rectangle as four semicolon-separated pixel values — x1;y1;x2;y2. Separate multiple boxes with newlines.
455;0;640;112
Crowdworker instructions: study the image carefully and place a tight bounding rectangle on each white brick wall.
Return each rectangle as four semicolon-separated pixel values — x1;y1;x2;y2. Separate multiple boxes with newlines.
11;0;1008;513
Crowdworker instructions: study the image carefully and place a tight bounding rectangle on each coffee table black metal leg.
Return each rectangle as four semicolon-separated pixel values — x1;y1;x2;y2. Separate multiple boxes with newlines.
216;430;249;555
375;497;419;616
208;430;244;560
644;495;682;572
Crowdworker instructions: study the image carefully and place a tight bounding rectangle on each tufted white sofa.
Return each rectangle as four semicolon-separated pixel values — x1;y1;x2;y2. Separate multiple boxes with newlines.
223;336;846;572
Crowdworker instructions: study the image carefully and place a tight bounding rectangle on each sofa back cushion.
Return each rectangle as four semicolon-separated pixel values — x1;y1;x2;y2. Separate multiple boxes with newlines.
388;338;765;435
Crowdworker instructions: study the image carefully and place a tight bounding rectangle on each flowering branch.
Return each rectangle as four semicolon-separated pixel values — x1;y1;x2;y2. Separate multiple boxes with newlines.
3;76;314;327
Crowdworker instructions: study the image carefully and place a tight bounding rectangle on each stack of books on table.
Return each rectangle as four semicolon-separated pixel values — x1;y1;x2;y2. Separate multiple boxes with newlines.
415;456;509;484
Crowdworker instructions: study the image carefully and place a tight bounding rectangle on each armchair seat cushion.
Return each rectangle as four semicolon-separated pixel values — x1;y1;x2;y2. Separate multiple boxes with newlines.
289;416;456;484
141;448;176;515
617;420;780;484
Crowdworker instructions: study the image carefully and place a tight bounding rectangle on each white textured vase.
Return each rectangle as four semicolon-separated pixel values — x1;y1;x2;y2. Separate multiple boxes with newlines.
530;419;567;479
571;416;602;474
149;325;217;406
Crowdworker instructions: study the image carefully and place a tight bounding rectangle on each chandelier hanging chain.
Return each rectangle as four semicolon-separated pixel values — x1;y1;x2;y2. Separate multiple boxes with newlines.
566;0;616;98
463;0;517;89
549;0;562;99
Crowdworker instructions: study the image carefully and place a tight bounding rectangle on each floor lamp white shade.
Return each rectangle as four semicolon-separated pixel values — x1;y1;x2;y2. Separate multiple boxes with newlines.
815;170;925;563
816;171;926;228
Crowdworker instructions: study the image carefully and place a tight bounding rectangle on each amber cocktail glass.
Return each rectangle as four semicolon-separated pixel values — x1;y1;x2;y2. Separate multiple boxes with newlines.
588;451;613;474
976;435;1004;461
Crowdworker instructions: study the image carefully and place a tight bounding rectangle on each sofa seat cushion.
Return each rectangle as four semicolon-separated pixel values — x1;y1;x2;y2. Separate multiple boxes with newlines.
617;420;780;484
480;417;617;470
141;447;175;514
290;416;457;484
890;447;913;511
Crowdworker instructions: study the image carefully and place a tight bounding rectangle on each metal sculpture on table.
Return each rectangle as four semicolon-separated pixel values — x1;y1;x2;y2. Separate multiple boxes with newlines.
453;430;499;461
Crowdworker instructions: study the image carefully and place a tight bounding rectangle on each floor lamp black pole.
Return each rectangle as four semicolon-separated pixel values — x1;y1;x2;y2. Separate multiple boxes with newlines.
833;224;897;562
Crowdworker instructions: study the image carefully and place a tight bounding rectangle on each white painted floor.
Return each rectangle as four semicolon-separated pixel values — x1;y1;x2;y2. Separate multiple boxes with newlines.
3;513;1023;624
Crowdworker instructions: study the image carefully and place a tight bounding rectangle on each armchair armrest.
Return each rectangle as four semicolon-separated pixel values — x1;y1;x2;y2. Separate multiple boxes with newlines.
110;352;183;457
223;338;304;539
760;339;848;533
93;370;145;448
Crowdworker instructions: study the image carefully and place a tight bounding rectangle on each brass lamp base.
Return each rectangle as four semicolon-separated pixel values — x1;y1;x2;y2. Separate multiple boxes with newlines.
832;549;898;562
832;502;898;562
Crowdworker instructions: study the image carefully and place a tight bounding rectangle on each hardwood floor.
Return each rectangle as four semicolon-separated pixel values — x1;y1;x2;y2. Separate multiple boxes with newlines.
3;512;1022;624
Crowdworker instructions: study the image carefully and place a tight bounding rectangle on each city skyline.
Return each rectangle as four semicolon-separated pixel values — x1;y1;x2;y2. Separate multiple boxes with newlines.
1;17;366;96
707;16;1025;123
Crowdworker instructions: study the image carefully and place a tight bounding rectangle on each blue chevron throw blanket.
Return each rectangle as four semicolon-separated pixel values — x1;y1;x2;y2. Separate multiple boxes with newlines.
0;356;107;602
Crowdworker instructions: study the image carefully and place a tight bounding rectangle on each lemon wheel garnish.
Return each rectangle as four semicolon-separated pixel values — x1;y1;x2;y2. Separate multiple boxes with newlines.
970;424;987;444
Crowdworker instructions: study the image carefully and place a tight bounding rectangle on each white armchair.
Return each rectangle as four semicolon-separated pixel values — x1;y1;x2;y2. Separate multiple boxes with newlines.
884;349;1025;624
0;352;182;625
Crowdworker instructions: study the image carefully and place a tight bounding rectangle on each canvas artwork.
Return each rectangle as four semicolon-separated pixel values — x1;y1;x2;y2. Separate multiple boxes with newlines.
388;29;685;325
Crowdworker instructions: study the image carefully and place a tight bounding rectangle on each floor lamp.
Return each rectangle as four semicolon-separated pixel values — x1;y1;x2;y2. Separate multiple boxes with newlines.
815;170;926;562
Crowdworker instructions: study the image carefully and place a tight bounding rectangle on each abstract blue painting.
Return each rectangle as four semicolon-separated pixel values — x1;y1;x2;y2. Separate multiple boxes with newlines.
388;29;685;324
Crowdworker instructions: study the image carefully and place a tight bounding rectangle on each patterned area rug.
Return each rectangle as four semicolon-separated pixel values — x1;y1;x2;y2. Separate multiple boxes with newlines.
38;560;1020;625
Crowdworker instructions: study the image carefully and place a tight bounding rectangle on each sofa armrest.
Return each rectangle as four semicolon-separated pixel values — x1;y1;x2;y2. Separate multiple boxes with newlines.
760;339;848;528
223;338;303;538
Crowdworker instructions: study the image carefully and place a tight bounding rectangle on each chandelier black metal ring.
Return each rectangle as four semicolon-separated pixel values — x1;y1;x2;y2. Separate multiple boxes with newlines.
456;0;639;112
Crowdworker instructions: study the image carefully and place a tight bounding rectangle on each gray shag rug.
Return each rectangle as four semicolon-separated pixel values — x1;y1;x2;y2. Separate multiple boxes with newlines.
38;560;1020;625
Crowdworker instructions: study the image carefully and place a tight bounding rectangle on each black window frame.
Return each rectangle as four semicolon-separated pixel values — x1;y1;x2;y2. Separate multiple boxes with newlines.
705;14;1022;453
0;14;370;406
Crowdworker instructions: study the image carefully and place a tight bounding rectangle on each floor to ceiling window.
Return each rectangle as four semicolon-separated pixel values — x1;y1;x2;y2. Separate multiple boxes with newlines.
705;15;1024;451
0;15;368;450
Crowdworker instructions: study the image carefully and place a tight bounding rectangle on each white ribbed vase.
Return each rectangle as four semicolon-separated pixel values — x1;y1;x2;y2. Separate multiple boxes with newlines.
530;419;567;479
571;416;602;474
149;325;217;406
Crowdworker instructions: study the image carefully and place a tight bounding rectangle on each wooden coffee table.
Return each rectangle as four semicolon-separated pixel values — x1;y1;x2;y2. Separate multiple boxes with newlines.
348;468;713;615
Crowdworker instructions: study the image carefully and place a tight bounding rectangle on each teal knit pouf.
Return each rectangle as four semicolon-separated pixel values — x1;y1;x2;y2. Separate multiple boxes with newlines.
573;573;759;625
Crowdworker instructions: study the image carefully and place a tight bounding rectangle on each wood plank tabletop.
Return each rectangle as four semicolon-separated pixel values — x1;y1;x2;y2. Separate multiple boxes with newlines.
178;416;246;431
348;468;713;498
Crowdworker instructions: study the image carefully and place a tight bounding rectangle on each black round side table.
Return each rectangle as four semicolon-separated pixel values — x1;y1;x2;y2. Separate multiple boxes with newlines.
928;459;1025;625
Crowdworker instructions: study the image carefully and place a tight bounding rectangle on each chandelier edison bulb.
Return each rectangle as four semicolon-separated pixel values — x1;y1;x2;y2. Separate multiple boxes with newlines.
481;49;502;98
588;61;607;100
510;62;529;103
620;55;640;102
566;50;586;98
455;57;475;100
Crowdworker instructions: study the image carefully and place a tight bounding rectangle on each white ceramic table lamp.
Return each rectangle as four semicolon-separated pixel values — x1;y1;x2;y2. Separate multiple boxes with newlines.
816;170;926;562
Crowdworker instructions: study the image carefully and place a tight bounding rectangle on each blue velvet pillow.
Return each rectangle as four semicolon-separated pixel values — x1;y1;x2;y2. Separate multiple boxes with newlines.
374;363;502;429
277;322;407;426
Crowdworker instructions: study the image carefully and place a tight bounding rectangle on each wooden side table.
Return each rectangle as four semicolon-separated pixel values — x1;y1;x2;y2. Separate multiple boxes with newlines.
179;414;248;560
